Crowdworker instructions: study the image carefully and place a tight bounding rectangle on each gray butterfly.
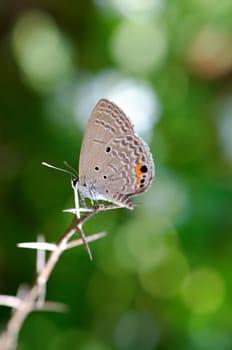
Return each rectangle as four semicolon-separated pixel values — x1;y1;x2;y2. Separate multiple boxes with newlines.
78;99;154;209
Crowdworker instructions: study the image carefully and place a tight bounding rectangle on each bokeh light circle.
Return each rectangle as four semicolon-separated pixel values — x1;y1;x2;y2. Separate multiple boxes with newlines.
113;213;179;272
12;10;74;92
110;20;167;74
216;96;232;163
145;170;190;220
73;70;160;140
102;0;165;19
139;247;189;298
114;311;161;350
181;267;226;314
187;27;232;79
189;328;232;350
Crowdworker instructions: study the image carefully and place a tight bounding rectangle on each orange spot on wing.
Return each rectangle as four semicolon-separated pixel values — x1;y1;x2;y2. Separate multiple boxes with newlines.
135;162;144;186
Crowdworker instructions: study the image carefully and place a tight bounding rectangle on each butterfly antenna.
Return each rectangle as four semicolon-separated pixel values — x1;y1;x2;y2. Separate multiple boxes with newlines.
63;160;78;177
42;163;92;259
42;162;76;178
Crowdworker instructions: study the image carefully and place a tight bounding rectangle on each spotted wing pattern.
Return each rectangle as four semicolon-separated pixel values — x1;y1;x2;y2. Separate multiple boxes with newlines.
78;99;154;208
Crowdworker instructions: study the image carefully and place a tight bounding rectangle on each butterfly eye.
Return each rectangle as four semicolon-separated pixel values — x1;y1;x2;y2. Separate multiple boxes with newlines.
94;166;100;172
103;175;107;180
105;146;111;153
72;178;78;187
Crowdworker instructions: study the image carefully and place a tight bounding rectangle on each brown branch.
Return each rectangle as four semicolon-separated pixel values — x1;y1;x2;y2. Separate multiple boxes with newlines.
0;160;127;350
0;205;112;350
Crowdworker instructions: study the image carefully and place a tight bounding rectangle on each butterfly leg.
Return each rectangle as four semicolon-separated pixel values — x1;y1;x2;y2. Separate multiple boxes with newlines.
71;179;93;260
79;193;87;209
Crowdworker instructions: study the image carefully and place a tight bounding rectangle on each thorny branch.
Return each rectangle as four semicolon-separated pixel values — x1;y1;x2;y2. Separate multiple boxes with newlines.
0;174;122;350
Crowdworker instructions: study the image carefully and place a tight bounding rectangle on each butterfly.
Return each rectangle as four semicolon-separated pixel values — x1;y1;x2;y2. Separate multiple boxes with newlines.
78;99;154;209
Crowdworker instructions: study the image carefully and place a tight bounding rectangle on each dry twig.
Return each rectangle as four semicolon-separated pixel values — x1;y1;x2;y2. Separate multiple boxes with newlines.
0;171;122;350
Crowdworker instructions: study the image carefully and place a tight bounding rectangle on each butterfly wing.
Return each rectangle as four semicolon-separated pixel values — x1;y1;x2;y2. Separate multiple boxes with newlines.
78;99;154;208
79;99;134;174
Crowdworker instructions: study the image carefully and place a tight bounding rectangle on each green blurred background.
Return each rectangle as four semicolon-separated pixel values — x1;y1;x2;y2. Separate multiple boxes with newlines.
0;0;232;349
